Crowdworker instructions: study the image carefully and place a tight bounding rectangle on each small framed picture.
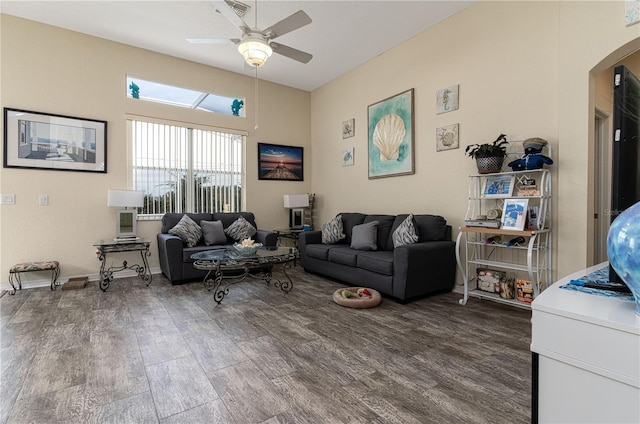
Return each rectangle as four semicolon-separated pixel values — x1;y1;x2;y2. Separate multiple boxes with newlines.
501;198;529;231
342;119;355;139
482;175;515;198
436;84;459;114
342;147;354;166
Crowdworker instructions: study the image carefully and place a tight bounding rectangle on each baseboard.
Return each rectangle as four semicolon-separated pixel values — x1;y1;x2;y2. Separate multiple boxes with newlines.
0;267;162;293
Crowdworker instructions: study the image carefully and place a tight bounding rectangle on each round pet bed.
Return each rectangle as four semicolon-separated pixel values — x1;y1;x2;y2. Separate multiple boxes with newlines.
332;287;382;309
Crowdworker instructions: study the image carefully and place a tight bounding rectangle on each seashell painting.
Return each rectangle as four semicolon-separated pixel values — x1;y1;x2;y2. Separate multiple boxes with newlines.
436;123;459;151
373;114;405;161
367;89;415;179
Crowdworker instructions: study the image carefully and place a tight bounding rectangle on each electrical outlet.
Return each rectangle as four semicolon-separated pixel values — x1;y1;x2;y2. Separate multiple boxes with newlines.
1;194;15;205
39;195;49;206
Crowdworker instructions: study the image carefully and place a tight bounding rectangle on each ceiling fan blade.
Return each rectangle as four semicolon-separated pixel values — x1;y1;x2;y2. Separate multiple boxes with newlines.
210;0;250;33
187;38;239;44
270;42;313;64
263;10;312;40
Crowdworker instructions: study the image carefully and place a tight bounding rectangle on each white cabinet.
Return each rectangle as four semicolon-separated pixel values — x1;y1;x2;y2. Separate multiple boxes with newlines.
456;168;552;308
531;264;640;423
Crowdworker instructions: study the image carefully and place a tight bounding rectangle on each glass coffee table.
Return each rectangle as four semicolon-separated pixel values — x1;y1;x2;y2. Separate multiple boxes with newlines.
190;246;298;304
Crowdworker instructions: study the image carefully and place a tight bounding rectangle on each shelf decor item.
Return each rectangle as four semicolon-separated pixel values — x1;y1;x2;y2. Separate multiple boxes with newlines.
607;200;640;315
476;268;504;293
501;198;529;231
482;175;515;198
465;133;508;174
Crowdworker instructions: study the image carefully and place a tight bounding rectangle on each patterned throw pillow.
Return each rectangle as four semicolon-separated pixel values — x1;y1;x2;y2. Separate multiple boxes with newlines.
169;214;202;247
224;216;257;242
321;215;346;244
392;214;419;248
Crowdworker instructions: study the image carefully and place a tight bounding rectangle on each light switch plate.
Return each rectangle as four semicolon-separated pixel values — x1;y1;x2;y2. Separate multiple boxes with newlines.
39;195;48;206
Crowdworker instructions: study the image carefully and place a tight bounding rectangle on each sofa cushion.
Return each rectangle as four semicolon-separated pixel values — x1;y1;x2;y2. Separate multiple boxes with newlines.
339;213;367;245
322;215;346;244
364;215;396;251
356;250;394;276
328;247;359;266
162;213;213;234
351;220;378;250
305;243;338;260
201;220;227;246
224;216;257;241
413;214;448;241
183;245;227;262
392;214;419;248
169;214;203;247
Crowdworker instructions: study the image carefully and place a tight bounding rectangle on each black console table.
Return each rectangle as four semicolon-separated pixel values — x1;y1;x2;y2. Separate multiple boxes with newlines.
93;239;152;291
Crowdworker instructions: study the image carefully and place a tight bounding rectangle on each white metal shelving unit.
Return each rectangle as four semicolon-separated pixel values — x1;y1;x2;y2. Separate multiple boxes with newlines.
456;145;553;309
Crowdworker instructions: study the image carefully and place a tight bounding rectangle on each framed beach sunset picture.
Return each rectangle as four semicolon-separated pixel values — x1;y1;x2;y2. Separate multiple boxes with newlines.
258;143;304;181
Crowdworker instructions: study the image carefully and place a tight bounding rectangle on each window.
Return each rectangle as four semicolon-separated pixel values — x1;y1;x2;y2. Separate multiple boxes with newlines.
129;119;244;218
126;76;245;117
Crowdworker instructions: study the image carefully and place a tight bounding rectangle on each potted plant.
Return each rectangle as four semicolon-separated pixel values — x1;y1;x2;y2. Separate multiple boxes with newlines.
465;133;509;174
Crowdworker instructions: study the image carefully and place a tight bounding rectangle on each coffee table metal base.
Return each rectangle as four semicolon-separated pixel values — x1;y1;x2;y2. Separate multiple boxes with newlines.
203;261;294;304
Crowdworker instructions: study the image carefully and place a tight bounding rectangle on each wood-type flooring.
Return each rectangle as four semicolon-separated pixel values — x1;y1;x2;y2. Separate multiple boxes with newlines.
0;265;532;423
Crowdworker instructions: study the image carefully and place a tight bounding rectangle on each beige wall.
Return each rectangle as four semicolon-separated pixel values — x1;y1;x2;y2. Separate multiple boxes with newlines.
310;0;639;282
0;15;311;285
1;1;638;289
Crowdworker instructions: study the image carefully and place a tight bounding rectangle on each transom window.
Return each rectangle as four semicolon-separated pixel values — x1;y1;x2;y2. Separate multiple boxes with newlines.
129;119;245;218
126;76;245;117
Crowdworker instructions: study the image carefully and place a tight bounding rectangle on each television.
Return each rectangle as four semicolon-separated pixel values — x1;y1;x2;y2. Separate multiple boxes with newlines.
115;209;138;240
609;65;640;283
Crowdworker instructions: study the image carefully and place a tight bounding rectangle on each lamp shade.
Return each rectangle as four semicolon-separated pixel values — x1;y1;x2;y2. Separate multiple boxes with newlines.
108;189;144;208
238;35;273;67
283;194;309;208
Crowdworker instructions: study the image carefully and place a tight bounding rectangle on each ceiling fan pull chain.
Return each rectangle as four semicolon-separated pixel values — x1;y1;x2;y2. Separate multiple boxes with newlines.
254;66;259;130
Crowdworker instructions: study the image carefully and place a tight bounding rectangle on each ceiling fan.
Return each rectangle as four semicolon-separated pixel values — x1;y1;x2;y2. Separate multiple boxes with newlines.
188;0;313;68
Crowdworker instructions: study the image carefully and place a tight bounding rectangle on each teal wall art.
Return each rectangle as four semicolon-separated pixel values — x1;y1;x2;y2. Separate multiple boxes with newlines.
367;88;414;179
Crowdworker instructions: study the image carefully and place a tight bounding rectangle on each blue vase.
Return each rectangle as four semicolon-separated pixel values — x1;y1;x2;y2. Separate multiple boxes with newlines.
607;200;640;315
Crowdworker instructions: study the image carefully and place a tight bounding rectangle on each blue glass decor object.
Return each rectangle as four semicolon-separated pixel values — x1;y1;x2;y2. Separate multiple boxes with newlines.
231;99;244;116
129;82;140;99
607;200;640;315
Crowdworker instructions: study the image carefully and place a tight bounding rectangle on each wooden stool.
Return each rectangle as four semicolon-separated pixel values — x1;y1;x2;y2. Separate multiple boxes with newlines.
8;261;60;295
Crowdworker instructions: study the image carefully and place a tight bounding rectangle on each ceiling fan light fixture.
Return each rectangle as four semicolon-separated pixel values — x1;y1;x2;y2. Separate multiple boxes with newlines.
238;36;272;67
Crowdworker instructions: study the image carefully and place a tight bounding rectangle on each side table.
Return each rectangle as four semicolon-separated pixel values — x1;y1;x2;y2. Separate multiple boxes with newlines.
274;228;304;248
93;239;152;291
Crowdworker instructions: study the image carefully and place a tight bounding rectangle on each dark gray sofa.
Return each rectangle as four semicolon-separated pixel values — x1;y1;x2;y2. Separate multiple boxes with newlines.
157;212;278;284
299;213;456;302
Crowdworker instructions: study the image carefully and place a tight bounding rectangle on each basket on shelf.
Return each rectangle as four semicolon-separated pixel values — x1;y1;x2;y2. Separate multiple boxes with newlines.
475;156;504;174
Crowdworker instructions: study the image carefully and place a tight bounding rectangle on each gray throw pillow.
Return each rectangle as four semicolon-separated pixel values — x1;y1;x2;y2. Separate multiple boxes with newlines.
224;216;257;242
168;214;202;247
201;220;227;246
321;215;346;244
392;214;419;248
351;220;379;250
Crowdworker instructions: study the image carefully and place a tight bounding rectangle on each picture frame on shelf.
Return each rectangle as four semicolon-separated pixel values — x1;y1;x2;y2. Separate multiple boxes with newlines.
501;198;529;231
3;108;107;173
482;174;515;198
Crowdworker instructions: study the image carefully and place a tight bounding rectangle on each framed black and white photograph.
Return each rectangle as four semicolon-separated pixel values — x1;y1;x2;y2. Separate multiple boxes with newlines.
4;108;107;173
342;118;355;139
257;142;304;181
501;198;529;231
482;175;515;198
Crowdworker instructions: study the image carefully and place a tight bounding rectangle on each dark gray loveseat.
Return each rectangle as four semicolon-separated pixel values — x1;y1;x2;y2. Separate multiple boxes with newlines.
299;213;456;302
157;212;277;284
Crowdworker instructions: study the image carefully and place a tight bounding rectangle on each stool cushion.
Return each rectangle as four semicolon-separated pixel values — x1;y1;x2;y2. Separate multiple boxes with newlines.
332;287;382;309
10;261;59;273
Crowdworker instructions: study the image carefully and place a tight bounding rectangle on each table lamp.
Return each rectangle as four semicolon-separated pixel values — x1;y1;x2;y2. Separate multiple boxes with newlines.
283;194;309;230
108;189;144;240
